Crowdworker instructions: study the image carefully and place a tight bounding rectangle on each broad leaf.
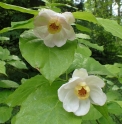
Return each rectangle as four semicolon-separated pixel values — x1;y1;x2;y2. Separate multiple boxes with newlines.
0;80;19;88
0;19;34;34
107;102;122;115
19;30;77;82
68;53;111;75
0;46;10;60
12;81;82;124
93;104;109;120
76;24;91;33
0;106;12;123
78;39;104;51
0;61;6;75
0;2;37;15
6;75;48;107
7;60;27;69
97;18;122;39
73;12;98;24
0;90;13;103
82;105;102;120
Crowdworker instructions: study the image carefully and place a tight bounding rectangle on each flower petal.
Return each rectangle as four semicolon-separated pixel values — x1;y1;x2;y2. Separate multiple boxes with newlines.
72;68;88;79
62;12;75;24
60;17;70;30
52;30;67;47
43;34;55;47
58;85;70;102
64;77;83;89
34;26;48;39
74;99;90;116
90;86;107;106
34;14;50;27
63;26;76;41
85;76;105;88
63;90;79;112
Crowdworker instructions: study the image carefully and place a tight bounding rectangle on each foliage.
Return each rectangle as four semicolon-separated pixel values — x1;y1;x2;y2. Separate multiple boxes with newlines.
0;0;122;124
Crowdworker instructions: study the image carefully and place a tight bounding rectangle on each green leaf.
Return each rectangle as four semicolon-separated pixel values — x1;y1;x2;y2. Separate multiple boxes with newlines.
98;116;115;124
0;106;12;123
97;18;122;39
78;39;104;51
0;90;13;103
76;44;91;57
0;2;38;15
107;102;122;115
68;53;111;75
0;61;6;75
0;46;10;60
73;12;98;24
107;91;121;102
0;36;10;41
19;30;77;82
93;104;109;120
76;33;90;39
75;24;91;33
82;105;102;120
7;60;27;69
0;19;34;34
0;80;19;88
12;81;82;124
6;75;48;107
105;64;120;76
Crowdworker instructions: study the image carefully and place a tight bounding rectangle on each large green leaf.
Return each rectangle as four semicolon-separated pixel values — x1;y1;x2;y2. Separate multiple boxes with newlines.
93;104;109;120
7;60;27;69
107;102;122;115
0;46;10;60
78;39;104;51
68;53;111;75
6;75;48;107
0;106;12;123
0;18;34;34
0;2;38;15
0;80;19;88
75;24;91;33
97;18;122;39
82;105;102;120
19;30;77;82
73;12;98;24
0;61;6;75
12;81;82;124
0;90;13;104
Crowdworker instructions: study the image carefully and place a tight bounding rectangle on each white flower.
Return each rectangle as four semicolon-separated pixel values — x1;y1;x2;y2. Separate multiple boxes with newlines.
58;68;107;116
33;9;75;47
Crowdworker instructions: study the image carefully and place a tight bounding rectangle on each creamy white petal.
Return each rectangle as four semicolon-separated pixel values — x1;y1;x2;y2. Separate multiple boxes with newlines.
33;26;48;39
58;85;70;102
62;12;75;24
39;9;56;17
34;14;50;27
64;77;83;89
74;99;90;116
63;26;75;41
60;17;70;30
90;86;107;106
72;68;88;79
43;34;55;47
85;76;105;88
63;90;79;112
53;29;67;47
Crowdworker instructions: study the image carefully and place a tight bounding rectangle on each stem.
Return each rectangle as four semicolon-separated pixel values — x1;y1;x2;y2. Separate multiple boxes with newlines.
96;120;100;124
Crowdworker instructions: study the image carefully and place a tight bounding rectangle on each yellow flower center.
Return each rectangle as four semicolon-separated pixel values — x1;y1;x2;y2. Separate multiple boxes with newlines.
75;82;90;99
48;18;62;34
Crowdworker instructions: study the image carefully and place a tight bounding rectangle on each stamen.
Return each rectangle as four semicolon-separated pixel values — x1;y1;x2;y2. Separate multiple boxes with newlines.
75;82;90;100
48;19;61;34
